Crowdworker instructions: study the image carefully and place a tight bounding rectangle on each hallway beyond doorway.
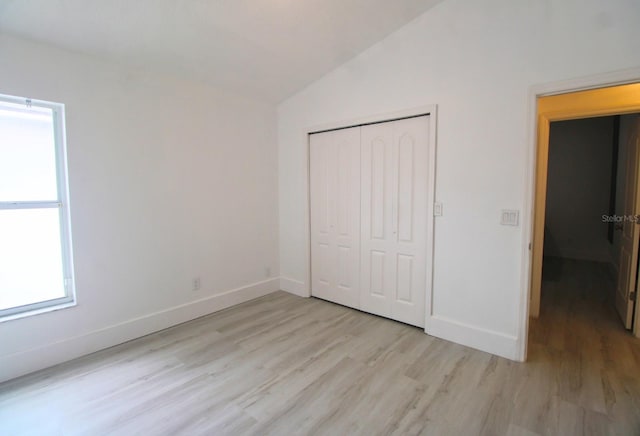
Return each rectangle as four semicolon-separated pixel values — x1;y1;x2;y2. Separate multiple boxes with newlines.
528;258;640;433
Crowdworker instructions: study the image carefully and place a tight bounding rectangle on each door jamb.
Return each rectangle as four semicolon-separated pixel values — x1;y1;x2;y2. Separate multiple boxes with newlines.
525;79;640;356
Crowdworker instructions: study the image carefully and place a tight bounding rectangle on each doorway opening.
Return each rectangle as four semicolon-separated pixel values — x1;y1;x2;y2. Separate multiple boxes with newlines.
529;83;640;342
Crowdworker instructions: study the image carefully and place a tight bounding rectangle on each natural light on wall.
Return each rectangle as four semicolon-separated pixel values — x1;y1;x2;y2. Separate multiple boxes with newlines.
0;95;75;319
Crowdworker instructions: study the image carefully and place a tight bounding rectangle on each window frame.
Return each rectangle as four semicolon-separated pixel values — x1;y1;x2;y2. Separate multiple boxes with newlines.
0;94;76;321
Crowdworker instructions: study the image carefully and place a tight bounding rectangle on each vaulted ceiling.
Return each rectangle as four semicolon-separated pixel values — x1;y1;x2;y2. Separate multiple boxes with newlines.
0;0;442;102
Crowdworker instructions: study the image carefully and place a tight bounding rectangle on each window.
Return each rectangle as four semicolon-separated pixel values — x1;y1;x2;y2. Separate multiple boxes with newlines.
0;94;75;320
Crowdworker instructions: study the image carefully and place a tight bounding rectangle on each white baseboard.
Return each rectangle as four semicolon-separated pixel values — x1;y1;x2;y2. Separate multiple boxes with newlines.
0;278;280;384
426;314;520;361
279;276;309;297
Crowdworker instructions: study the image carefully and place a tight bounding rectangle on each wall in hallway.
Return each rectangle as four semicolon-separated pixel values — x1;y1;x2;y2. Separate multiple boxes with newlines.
544;117;615;263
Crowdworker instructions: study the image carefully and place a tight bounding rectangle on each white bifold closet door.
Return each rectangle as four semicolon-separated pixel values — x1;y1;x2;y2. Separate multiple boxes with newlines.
360;116;429;327
309;127;361;309
310;115;430;328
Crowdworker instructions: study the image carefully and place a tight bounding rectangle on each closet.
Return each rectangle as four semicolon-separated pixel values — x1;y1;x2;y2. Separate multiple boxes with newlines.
310;115;432;328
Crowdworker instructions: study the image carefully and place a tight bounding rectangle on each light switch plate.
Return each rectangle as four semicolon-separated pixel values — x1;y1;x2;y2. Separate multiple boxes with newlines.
501;209;519;226
434;202;443;217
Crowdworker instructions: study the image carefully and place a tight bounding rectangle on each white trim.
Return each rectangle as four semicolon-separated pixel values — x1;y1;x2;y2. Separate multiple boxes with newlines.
0;298;76;323
0;278;280;383
0;201;61;209
428;315;520;361
307;105;437;134
530;68;640;98
304;124;313;299
519;67;640;361
53;100;77;315
0;93;76;321
279;276;309;297
424;107;438;330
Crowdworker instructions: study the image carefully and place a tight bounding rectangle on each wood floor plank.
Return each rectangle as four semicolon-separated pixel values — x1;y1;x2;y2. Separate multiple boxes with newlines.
1;259;639;435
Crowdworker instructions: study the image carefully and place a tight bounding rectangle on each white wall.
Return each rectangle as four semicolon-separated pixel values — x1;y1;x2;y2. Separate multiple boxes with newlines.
0;34;279;382
278;0;640;359
544;117;614;262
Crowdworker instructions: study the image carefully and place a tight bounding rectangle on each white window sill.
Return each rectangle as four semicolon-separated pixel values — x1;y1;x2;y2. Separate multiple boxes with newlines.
0;300;77;323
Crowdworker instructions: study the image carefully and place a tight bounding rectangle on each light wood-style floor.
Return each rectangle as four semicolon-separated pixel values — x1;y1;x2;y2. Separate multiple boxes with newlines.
1;259;639;435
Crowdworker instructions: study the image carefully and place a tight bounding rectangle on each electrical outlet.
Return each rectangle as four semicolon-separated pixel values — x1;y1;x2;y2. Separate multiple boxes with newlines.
265;267;271;278
434;202;443;217
192;277;201;291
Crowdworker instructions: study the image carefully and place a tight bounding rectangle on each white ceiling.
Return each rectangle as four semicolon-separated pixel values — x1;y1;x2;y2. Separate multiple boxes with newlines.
0;0;442;102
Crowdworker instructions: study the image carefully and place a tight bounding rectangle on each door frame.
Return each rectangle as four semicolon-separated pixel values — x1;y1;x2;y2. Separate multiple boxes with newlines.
304;104;438;332
525;76;640;351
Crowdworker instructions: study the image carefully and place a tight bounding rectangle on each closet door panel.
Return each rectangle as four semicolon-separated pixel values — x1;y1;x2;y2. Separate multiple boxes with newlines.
397;133;415;242
310;127;361;309
360;116;429;327
390;117;429;327
360;122;395;317
332;127;361;308
312;115;430;328
310;133;333;300
370;137;387;239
